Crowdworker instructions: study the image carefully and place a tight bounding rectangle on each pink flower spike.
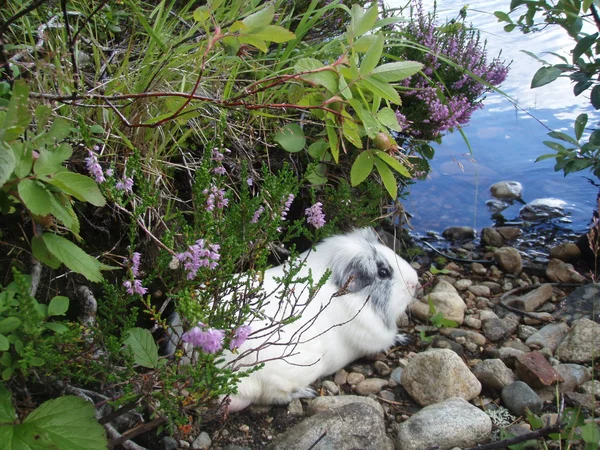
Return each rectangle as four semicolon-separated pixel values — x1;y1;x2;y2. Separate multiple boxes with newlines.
230;325;252;350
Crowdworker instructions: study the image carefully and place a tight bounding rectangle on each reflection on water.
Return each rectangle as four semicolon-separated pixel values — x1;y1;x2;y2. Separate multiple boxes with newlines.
385;0;599;235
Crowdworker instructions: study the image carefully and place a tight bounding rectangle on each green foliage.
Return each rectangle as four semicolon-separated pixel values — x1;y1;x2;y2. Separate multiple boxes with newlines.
0;383;108;449
496;0;600;179
0;270;73;381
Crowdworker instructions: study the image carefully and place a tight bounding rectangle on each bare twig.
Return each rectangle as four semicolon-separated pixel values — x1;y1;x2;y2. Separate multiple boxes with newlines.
106;417;166;449
60;0;79;93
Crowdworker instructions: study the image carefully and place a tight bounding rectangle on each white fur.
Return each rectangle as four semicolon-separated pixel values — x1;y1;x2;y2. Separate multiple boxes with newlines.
178;228;419;411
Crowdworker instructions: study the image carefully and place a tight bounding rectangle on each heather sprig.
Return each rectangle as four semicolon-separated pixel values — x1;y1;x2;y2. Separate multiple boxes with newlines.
85;147;106;183
305;202;326;229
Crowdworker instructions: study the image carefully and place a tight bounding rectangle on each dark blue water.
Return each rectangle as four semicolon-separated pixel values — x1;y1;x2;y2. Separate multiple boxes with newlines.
388;1;600;235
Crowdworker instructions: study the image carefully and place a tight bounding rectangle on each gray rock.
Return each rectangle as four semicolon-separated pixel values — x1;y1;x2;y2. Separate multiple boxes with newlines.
481;281;502;294
481;227;504;248
346;372;365;385
410;280;467;325
482;317;518;342
390;367;403;385
431;336;465;358
486;199;510;213
395;398;492;450
374;360;391;377
496;346;526;368
494;247;522;275
268;402;387;450
442;226;476;242
333;369;348;386
518;325;538;340
507;284;553;312
401;349;481;406
471;262;488;275
440;328;486;346
354;378;389;396
163;437;179;450
496;227;523;241
468;284;491;297
519;198;567;221
306;395;384;417
348;363;374;377
549;242;581;262
501;381;543;416
463;316;482;330
525;322;569;354
546;259;586;284
580;380;600;398
321;380;339;395
555;364;593;392
287;398;304;416
472;359;515;391
454;279;473;291
556;318;600;363
555;283;600;323
490;181;523;200
191;432;211;450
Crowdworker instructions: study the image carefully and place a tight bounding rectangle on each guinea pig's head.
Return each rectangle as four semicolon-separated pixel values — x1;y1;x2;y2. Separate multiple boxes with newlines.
323;228;419;329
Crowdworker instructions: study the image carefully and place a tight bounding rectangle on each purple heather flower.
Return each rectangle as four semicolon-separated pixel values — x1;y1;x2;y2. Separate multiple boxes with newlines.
212;166;227;176
105;168;114;177
246;177;253;186
203;185;229;212
131;252;141;277
176;239;221;279
116;176;134;194
85;151;105;183
305;202;326;229
182;323;225;353
230;325;252;350
281;194;294;220
123;278;147;296
250;205;265;224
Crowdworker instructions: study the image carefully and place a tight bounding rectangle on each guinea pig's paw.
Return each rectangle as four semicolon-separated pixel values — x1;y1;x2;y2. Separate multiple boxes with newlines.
394;333;413;346
290;387;317;399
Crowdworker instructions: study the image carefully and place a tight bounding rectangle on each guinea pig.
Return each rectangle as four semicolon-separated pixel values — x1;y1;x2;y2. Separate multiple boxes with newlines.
171;227;419;412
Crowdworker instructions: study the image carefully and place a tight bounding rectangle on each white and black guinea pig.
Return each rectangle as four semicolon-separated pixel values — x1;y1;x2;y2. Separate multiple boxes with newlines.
172;227;420;412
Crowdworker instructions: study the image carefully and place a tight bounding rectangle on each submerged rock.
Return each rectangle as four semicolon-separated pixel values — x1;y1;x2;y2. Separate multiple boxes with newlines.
519;198;567;221
442;226;476;242
490;181;523;200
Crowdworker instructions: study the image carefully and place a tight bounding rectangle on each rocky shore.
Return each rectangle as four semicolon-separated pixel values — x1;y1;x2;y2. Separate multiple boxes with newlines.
163;222;600;450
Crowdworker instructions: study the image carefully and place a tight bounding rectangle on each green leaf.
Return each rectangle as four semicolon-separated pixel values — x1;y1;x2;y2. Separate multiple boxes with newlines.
377;107;403;132
591;85;600;110
237;34;267;52
294;58;338;94
242;4;274;30
33;143;73;176
348;99;380;138
373;157;397;197
531;66;562;88
371;61;424;82
48;192;79;233
124;328;159;369
48;296;69;317
36;117;72;146
0;142;16;188
0;383;15;424
17;179;54;216
41;233;104;283
21;395;107;449
361;76;401;104
47;172;106;207
326;117;340;163
274;124;306;153
351;151;374;186
1;79;31;142
245;25;295;43
360;34;383;76
11;141;33;179
307;139;330;160
543;140;568;152
0;318;21;335
575;113;588;140
373;150;411;177
32;235;62;270
547;131;580;146
0;335;8;352
494;11;512;23
579;421;600;444
45;322;68;334
349;3;378;38
573;32;598;63
353;34;378;53
35;105;52;130
193;5;210;23
89;124;104;134
338;74;352;100
590;129;600;146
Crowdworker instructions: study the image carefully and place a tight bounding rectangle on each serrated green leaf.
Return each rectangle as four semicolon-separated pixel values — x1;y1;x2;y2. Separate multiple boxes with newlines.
575;113;588;140
353;34;377;53
21;395;107;449
294;58;338;94
47;172;106;207
32;235;62;270
0;142;16;187
377;107;403;132
373;150;411;177
48;192;79;234
34;143;73;176
531;66;561;88
48;296;69;317
341;112;362;148
242;4;274;30
1;79;31;142
349;3;378;38
0;383;15;424
348;99;379;138
274;124;306;153
360;34;383;76
361;76;401;104
35;105;52;130
17;179;54;216
124;328;159;369
12;141;33;179
245;25;295;43
41;233;104;283
0;335;8;352
373;156;397;197
371;61;424;82
351;151;374;186
0;318;21;335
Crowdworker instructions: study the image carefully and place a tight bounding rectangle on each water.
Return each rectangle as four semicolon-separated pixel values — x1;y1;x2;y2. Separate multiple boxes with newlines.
386;0;599;236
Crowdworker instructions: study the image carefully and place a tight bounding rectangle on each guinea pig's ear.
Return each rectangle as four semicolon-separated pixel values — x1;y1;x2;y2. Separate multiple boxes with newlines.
331;258;374;293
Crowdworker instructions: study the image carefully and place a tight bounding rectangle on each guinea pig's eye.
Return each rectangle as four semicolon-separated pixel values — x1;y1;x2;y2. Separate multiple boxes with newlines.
377;266;391;279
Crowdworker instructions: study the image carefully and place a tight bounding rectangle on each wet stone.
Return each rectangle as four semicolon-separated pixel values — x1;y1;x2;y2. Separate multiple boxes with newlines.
546;259;586;284
494;247;522;275
481;227;504;248
490;181;523;200
519;198;567;221
442;226;476;242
